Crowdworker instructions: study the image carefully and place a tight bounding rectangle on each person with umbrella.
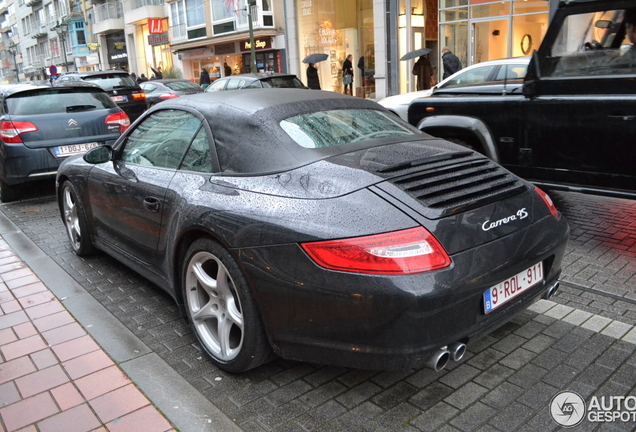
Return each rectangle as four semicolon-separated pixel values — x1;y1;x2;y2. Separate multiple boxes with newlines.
412;54;433;91
307;63;321;90
302;53;329;90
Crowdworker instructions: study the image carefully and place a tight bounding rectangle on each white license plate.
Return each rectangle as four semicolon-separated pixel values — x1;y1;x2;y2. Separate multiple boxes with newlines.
111;95;128;102
54;142;99;157
483;262;543;314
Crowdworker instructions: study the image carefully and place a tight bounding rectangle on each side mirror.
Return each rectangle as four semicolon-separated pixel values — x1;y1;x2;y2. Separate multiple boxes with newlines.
83;145;112;164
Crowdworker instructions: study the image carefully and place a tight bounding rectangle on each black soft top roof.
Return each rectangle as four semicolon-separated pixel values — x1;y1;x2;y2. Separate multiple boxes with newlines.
152;89;420;174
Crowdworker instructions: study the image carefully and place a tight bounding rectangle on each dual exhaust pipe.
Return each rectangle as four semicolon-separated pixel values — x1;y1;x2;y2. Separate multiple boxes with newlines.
426;342;467;372
427;282;560;371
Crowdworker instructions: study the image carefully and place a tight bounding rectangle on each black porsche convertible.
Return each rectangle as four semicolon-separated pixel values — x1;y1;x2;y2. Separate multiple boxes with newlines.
56;89;569;373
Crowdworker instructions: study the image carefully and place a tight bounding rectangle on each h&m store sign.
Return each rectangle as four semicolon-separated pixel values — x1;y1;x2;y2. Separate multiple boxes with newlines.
240;37;272;52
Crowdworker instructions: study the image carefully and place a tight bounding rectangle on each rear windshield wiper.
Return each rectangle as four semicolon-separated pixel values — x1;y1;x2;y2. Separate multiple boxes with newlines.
66;105;97;112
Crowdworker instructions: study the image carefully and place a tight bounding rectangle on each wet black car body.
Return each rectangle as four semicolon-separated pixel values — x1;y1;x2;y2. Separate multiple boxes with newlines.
56;89;569;372
205;73;307;92
409;0;636;199
0;83;128;202
140;79;204;106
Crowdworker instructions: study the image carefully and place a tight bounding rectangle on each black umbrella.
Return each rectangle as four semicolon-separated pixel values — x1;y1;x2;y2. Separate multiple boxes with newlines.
302;53;329;64
400;48;432;61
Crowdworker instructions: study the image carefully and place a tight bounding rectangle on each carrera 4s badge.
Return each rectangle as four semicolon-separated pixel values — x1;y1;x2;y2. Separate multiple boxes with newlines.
482;208;528;231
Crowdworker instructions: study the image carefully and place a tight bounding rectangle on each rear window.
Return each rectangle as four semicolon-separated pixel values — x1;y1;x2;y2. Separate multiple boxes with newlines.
280;109;415;149
261;76;306;89
164;81;202;91
83;74;138;90
6;89;117;115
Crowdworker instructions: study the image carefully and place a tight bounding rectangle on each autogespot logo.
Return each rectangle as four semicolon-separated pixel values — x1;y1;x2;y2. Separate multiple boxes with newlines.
550;391;586;427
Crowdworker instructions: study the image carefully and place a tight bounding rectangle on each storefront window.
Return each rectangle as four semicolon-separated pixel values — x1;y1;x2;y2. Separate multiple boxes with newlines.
471;1;511;19
512;12;548;57
439;0;548;70
513;0;547;15
440;22;468;71
296;0;375;98
441;7;468;22
440;0;468;7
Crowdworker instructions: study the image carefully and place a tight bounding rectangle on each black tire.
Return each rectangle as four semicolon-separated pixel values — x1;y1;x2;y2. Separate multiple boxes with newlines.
61;181;95;256
182;238;273;373
0;179;20;203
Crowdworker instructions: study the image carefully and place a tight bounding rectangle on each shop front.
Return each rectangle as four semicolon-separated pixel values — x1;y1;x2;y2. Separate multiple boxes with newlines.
136;18;173;79
106;32;129;71
239;37;283;73
177;37;285;85
439;0;549;73
295;0;375;98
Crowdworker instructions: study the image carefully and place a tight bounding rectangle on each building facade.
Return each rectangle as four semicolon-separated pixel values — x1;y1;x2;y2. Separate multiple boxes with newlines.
1;0;554;100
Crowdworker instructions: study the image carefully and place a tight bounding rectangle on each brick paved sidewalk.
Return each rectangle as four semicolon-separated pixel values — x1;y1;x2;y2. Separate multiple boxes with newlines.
0;238;175;432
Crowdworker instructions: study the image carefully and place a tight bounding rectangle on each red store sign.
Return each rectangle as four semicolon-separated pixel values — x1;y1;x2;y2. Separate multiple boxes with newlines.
148;19;164;34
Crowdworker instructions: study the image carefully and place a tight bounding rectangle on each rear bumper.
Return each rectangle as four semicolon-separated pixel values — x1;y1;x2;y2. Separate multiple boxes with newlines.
0;140;117;186
239;213;569;370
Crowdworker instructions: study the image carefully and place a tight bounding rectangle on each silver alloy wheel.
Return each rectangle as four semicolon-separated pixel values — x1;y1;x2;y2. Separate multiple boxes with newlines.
185;251;244;361
62;186;81;251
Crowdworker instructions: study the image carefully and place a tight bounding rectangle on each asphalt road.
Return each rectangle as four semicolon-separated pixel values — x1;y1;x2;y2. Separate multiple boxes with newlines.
2;185;635;431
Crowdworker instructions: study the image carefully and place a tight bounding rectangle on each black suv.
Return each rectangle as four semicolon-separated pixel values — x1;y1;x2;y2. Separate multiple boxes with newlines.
57;70;148;122
409;0;636;199
0;83;129;202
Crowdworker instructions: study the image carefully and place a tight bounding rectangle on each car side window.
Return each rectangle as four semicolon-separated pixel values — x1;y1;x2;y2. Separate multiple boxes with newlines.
226;78;245;90
439;65;497;88
207;79;227;91
179;128;213;173
549;9;636;77
495;64;527;81
121;110;202;169
246;80;263;89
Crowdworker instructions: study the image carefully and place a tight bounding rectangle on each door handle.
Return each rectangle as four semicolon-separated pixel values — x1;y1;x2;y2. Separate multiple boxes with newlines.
143;197;160;212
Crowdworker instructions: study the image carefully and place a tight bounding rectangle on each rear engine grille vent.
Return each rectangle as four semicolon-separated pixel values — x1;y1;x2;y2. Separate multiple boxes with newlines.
377;152;528;219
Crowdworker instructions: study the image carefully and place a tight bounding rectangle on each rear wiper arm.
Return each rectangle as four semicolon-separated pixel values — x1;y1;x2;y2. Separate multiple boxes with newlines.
66;105;97;112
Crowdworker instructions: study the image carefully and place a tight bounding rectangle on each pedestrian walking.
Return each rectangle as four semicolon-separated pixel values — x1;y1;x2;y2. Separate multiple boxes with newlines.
200;68;211;89
342;54;354;95
442;47;462;79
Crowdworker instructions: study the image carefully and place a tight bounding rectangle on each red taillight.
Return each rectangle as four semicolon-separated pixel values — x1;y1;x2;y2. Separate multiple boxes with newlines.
105;112;131;132
159;93;179;100
131;92;146;101
534;186;558;218
301;227;451;274
0;121;38;143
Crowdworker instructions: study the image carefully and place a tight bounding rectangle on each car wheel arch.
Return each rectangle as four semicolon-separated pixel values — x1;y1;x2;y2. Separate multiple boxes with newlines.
417;115;500;162
172;227;235;306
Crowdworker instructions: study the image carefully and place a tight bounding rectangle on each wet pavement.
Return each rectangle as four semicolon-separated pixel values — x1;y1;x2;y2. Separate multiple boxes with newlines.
0;186;635;432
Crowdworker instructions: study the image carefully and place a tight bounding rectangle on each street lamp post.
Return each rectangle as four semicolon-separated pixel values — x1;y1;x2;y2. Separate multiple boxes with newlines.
55;24;70;73
7;43;19;83
247;0;256;73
